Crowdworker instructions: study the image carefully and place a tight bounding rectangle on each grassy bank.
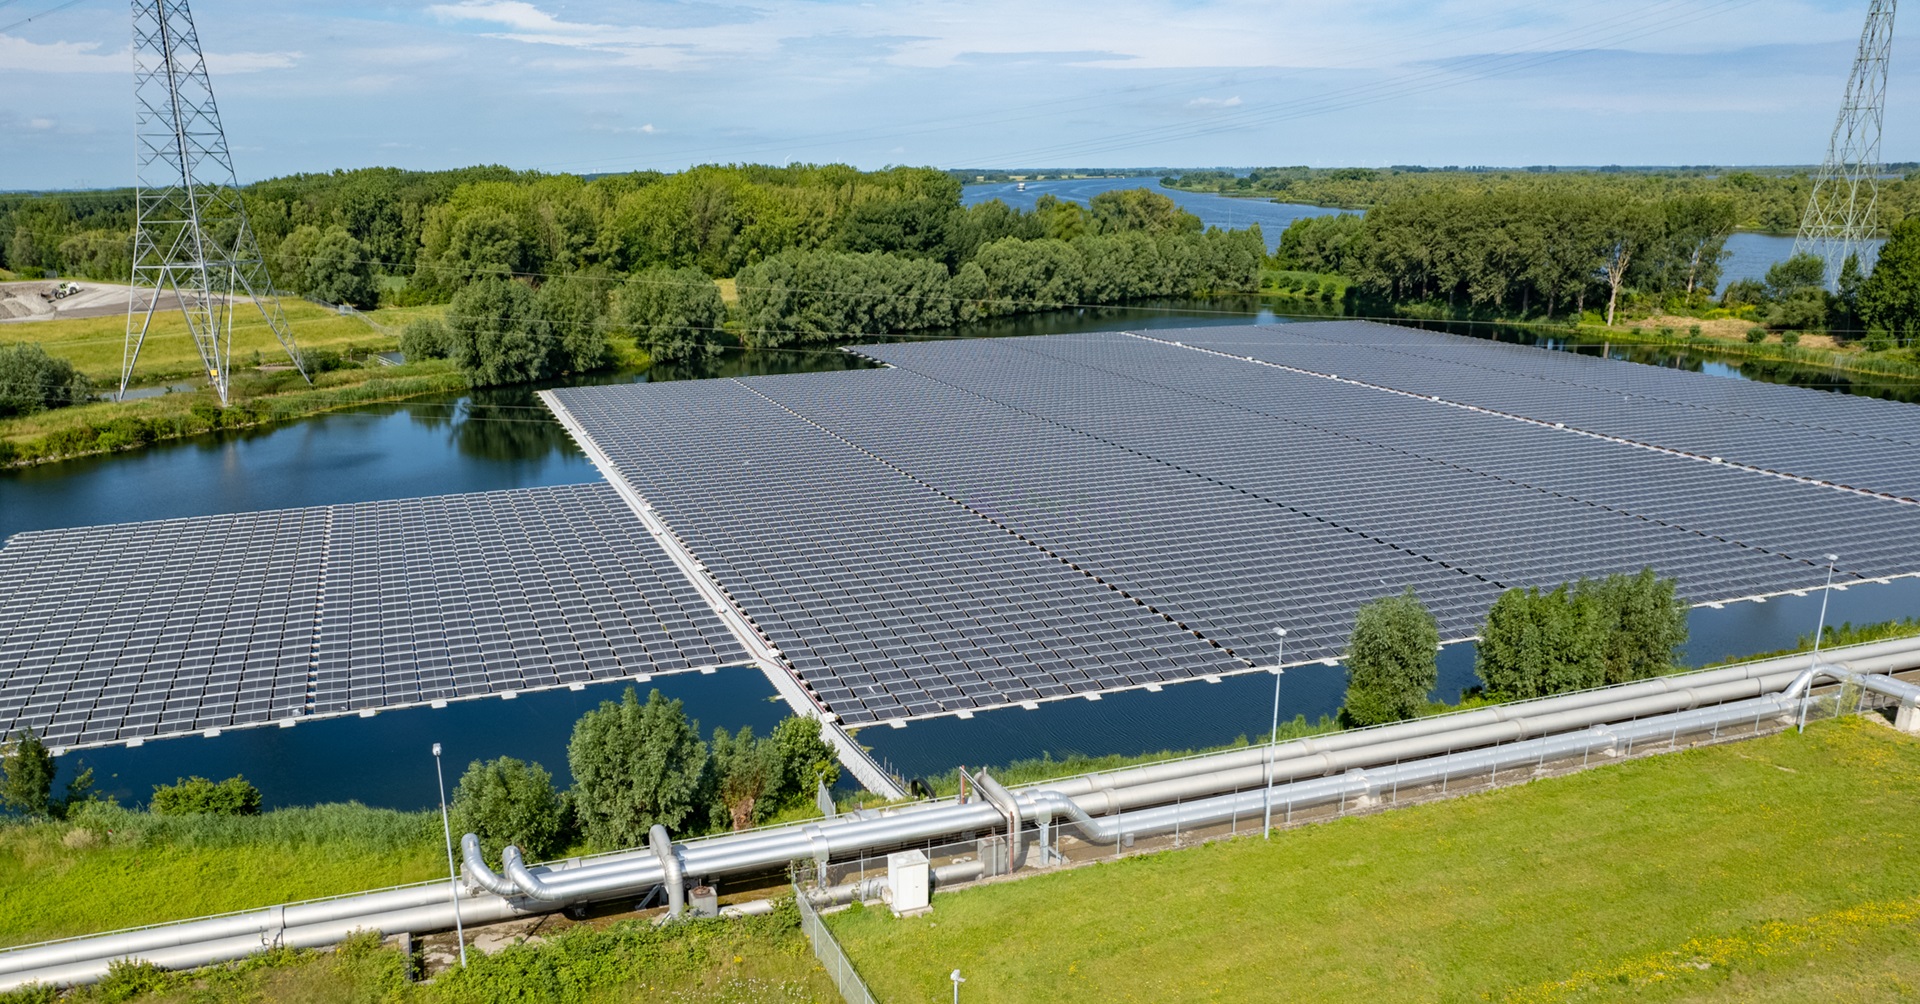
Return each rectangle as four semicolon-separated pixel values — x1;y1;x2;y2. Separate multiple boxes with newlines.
0;910;835;1004
831;716;1920;1002
0;360;470;466
0;803;448;947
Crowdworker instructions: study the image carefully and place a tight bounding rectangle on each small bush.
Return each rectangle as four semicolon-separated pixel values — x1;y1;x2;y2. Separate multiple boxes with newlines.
398;316;451;360
1745;326;1767;343
1782;331;1802;345
149;775;263;816
451;756;565;864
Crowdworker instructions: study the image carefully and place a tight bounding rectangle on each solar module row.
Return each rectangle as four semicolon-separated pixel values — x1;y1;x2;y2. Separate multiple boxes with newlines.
546;381;1247;725
1160;322;1920;499
846;339;1845;605
967;330;1920;583
554;322;1917;727
0;484;748;748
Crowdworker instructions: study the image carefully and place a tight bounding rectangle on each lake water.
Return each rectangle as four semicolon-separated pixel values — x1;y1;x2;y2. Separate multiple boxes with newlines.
962;176;1345;252
970;177;1854;294
6;299;1917;808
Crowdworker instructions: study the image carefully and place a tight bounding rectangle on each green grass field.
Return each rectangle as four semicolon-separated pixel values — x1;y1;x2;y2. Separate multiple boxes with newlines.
830;717;1920;1003
0;299;422;385
2;915;837;1004
0;804;448;948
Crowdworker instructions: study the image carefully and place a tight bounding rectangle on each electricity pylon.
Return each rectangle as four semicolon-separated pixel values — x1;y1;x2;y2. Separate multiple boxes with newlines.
121;0;307;406
1794;0;1898;286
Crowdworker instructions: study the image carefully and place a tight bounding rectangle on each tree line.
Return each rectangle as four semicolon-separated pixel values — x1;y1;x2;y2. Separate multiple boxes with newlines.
3;166;1268;389
1277;189;1739;322
1339;568;1689;726
1164;164;1920;235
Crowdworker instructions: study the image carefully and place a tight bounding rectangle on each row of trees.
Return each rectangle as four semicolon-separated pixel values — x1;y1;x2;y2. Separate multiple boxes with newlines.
453;689;842;865
1339;569;1689;726
387;188;1262;377
733;228;1264;348
1282;190;1738;321
1165;164;1920;235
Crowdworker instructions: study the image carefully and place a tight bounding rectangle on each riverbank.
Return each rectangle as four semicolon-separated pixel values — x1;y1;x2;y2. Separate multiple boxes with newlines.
0;299;654;467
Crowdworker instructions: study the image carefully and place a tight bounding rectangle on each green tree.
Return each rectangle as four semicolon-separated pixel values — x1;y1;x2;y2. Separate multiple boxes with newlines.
764;714;840;809
1578;569;1689;685
0;343;93;417
397;317;451;360
567;688;708;848
444;276;549;387
1341;588;1441;726
614;267;726;363
149;775;263;815
709;726;775;831
533;274;610;374
1475;585;1605;700
0;729;55;817
303;226;380;309
1088;189;1202;236
1763;253;1830;331
451;756;565;864
1859;217;1920;345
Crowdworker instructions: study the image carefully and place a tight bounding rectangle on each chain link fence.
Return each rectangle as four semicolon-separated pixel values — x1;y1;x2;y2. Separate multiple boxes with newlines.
792;878;882;1004
803;687;1918;905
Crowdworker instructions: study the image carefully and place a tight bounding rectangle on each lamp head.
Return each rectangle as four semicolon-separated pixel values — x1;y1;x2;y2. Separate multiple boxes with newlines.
432;742;442;757
1275;627;1288;637
1824;554;1838;563
951;970;965;983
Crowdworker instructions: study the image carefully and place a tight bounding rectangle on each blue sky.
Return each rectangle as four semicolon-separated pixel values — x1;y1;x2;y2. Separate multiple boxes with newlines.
0;0;1909;189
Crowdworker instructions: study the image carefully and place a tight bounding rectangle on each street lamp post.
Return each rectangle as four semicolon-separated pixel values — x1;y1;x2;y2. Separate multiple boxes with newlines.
1263;627;1287;839
1801;554;1840;733
433;742;467;967
951;969;966;1004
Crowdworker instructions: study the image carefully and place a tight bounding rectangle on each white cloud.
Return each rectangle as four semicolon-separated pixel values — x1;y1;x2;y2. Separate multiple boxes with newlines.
1188;96;1243;108
0;35;123;73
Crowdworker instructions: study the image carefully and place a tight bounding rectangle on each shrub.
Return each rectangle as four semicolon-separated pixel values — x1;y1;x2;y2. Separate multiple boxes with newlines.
0;343;93;417
567;688;707;848
615;267;724;363
1782;331;1802;345
0;729;56;817
1745;326;1767;343
150;775;263;816
451;756;565;864
1341;588;1440;727
398;317;452;360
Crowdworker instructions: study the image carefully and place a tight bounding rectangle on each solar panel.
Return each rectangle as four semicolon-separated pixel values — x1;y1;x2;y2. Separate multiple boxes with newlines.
0;484;749;748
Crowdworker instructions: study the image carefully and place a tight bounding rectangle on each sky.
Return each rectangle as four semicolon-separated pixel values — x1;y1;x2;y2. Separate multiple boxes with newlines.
0;0;1911;189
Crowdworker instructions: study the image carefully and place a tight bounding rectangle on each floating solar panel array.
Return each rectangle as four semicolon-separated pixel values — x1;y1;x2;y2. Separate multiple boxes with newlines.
1162;321;1920;501
0;484;748;748
548;383;1242;725
554;322;1920;727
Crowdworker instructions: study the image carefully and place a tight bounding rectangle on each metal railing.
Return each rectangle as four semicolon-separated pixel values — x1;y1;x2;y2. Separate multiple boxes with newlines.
792;881;882;1004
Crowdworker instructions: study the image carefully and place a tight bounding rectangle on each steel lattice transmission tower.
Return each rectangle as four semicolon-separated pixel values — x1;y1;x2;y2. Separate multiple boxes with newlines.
121;0;308;406
1795;0;1898;285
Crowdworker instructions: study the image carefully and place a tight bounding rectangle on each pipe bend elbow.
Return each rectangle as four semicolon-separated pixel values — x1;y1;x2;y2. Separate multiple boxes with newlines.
504;845;567;901
461;834;520;897
650;824;687;919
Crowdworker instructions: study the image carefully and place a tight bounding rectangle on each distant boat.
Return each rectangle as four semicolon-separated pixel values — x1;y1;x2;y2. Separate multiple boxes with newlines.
1016;182;1026;192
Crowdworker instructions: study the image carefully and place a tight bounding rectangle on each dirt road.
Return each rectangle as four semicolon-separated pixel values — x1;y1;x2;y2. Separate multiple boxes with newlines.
0;280;189;324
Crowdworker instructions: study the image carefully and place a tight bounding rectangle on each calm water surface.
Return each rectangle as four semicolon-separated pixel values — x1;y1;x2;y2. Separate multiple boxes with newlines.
7;300;1917;807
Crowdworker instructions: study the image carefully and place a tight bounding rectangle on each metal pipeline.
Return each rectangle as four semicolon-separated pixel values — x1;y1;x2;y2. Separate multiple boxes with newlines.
7;641;1917;992
650;825;686;919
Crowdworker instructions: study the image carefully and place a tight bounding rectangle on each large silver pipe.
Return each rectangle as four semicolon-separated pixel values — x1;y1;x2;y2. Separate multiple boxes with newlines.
8;646;1915;992
1027;640;1920;801
650;825;686;919
461;836;519;897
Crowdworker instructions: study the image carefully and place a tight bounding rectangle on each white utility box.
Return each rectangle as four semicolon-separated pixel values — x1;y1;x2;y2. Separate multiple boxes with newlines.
885;849;931;916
